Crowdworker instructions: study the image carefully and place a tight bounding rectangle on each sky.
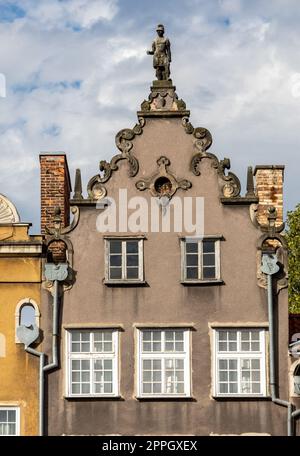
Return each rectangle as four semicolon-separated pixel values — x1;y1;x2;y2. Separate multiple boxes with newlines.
0;0;300;233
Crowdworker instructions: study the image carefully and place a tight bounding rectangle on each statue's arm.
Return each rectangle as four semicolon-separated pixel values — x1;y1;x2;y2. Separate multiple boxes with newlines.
166;39;171;62
147;41;155;55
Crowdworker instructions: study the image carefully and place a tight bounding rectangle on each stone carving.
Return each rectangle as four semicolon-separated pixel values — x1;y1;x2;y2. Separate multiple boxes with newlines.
44;206;77;292
147;24;171;81
87;118;145;197
0;194;20;224
256;206;288;293
140;82;187;113
45;206;80;238
136;156;192;199
182;117;241;198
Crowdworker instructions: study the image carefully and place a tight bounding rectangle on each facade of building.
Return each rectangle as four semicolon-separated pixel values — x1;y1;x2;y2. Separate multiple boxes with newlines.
2;27;300;435
0;195;42;435
38;75;294;435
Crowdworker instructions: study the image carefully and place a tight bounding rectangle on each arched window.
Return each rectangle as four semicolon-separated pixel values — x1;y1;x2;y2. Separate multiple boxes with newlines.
15;298;40;343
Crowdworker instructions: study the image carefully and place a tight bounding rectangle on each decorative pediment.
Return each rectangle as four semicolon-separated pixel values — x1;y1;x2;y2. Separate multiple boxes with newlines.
0;194;20;224
86;118;145;200
136;156;192;199
182;117;241;199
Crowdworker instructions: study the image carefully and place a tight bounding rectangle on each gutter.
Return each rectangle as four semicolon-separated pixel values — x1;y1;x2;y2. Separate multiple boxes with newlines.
262;253;300;436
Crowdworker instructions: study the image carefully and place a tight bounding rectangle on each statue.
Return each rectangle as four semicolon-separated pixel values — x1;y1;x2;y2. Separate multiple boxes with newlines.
147;24;171;81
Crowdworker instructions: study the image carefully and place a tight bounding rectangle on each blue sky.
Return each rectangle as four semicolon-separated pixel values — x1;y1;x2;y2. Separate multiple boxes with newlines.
0;0;300;232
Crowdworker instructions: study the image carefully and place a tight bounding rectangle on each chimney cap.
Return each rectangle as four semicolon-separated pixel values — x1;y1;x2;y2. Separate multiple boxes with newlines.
254;165;285;175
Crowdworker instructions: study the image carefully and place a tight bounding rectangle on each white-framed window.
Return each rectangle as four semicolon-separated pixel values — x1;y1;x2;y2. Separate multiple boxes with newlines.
66;329;119;397
213;328;267;397
137;328;191;398
105;238;143;282
0;407;20;436
181;238;221;281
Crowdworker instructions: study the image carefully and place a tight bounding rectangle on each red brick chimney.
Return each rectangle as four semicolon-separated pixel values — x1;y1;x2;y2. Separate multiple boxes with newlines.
254;165;284;227
40;153;71;234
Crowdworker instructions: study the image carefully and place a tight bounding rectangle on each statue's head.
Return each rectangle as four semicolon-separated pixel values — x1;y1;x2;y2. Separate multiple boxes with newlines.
156;24;165;37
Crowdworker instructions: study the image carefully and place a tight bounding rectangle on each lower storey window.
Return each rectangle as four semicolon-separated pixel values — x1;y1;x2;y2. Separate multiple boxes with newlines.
214;328;267;397
137;328;191;397
67;329;119;397
0;407;19;436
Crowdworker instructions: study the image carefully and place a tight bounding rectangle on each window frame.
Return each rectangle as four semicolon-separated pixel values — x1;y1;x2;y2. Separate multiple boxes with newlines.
105;238;144;283
0;406;20;436
213;328;267;398
136;328;191;398
181;237;221;283
66;329;119;398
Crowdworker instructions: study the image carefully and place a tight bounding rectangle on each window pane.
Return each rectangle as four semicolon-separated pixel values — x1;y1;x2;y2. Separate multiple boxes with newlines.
241;342;250;351
252;383;261;394
219;342;227;351
203;241;215;253
72;372;80;382
110;240;121;253
0;411;6;422
8;424;16;435
186;242;198;253
72;332;80;342
175;342;184;351
72;384;80;394
127;255;138;266
72;360;80;370
110;255;122;266
126;268;139;279
229;383;238;394
219;359;228;369
104;359;112;369
186;254;198;266
186;267;198;279
251;359;260;369
203;253;215;266
126;241;138;254
110;267;122;279
251;342;260;351
203;267;216;279
219;383;228;394
219;371;228;381
82;384;90;394
104;383;113;394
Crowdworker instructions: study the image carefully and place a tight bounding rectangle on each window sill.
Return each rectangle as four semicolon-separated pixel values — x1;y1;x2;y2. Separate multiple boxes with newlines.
213;395;271;401
181;279;224;286
104;280;148;287
64;395;124;401
135;396;196;402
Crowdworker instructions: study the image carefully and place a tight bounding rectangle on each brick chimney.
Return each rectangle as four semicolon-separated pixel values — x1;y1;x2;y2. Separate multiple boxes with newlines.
254;165;284;227
40;154;71;234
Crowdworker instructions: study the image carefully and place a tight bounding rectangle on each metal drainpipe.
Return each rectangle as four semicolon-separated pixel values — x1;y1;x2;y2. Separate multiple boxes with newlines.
263;254;293;435
25;347;45;436
44;279;59;372
23;263;68;435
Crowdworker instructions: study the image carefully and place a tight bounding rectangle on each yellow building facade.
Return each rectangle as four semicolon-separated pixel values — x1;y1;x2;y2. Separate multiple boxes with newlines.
0;194;42;436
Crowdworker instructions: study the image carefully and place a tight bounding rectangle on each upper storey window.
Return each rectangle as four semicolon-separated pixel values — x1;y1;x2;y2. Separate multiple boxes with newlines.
105;239;144;283
181;238;221;283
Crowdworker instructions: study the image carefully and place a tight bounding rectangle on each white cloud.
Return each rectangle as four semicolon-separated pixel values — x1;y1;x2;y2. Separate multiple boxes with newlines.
11;0;118;30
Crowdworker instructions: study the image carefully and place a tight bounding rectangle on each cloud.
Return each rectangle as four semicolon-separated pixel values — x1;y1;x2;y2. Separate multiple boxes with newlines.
0;0;118;29
0;0;300;231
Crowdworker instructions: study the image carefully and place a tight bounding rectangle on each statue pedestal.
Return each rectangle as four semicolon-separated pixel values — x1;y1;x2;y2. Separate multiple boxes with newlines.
138;80;190;117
